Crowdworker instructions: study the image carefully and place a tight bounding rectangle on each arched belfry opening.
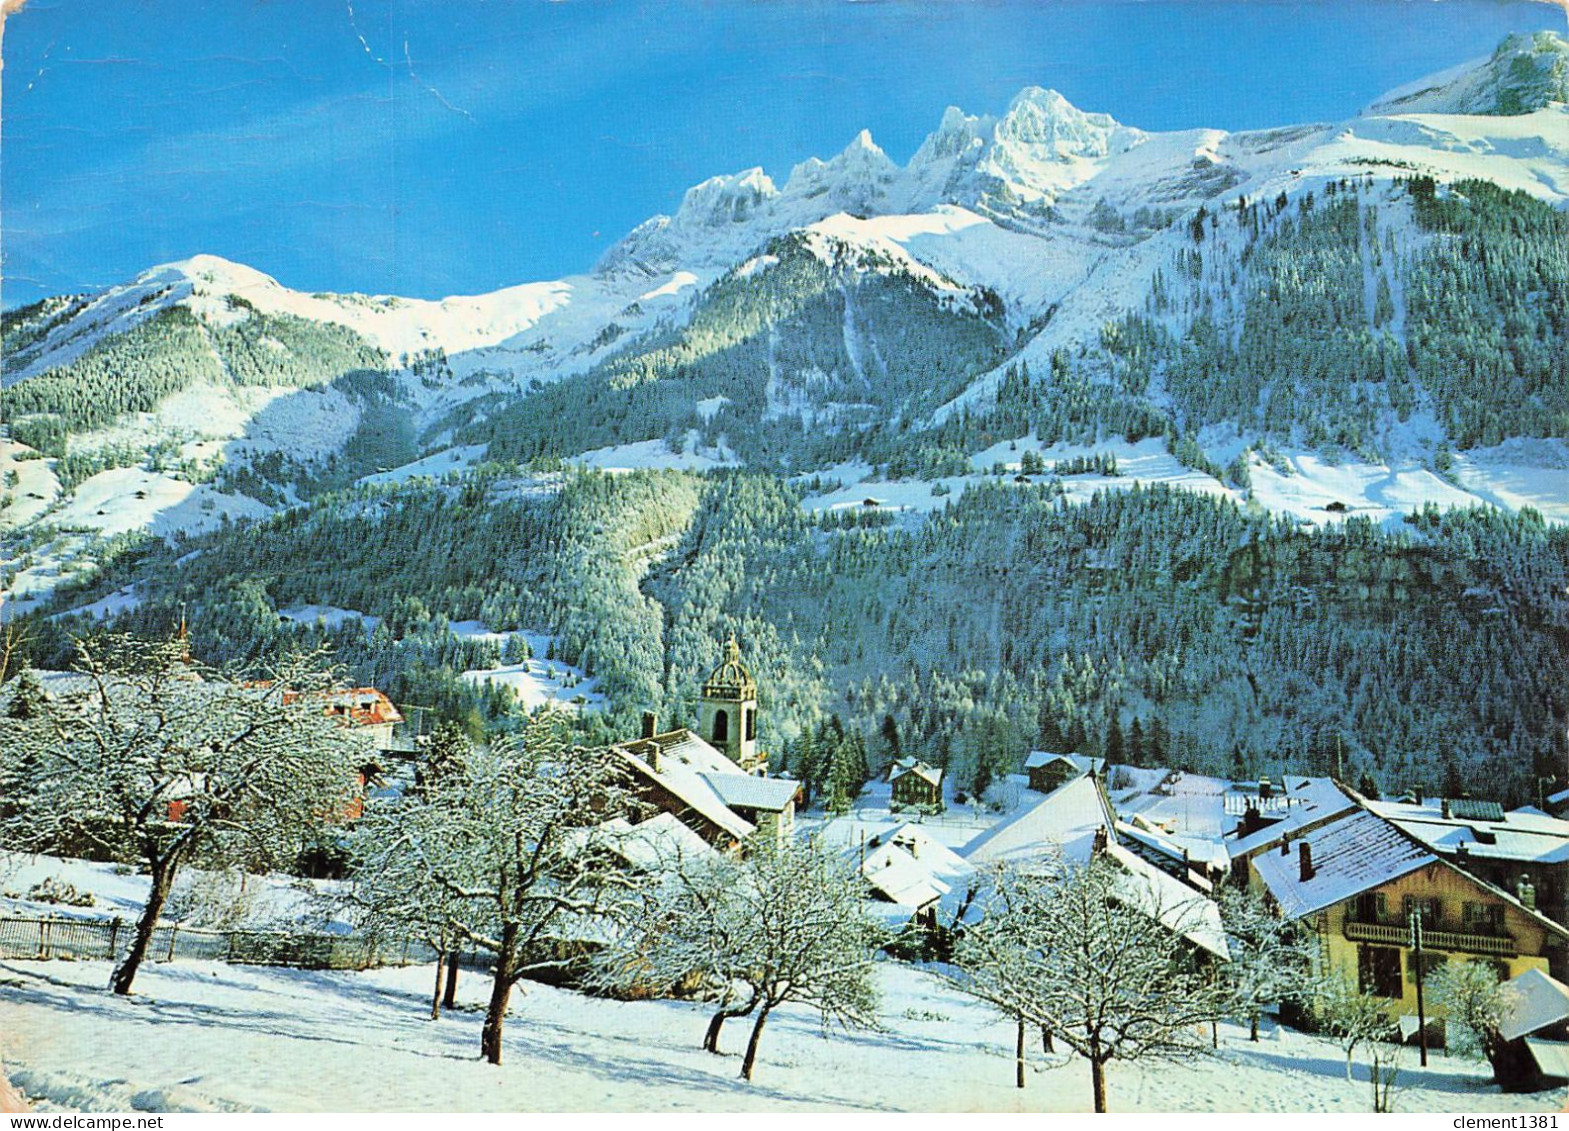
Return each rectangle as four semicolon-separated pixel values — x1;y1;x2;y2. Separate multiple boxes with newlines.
699;634;762;773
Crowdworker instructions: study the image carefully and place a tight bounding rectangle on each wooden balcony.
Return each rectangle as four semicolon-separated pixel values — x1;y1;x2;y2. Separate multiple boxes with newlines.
1343;917;1517;958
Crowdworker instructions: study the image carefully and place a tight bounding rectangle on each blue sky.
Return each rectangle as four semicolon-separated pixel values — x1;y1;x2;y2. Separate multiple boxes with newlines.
2;1;1564;308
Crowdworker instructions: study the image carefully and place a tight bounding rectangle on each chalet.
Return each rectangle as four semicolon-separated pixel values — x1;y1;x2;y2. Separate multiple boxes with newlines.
857;823;974;927
1249;806;1569;1036
290;687;405;753
1366;795;1569;928
889;759;944;813
960;773;1228;959
1023;751;1103;795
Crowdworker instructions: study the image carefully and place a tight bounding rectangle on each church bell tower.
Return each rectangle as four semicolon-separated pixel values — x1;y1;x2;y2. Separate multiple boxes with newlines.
700;634;762;773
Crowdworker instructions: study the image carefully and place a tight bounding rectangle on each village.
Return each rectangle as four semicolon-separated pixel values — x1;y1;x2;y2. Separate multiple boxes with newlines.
1;632;1567;1114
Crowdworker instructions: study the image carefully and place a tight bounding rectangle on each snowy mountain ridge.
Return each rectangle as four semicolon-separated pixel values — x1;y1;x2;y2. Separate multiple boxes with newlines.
1367;30;1569;117
598;86;1149;274
3;31;1568;612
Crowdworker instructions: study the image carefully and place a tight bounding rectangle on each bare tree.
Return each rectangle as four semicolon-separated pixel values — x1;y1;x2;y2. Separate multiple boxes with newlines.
596;834;884;1081
1218;885;1320;1040
349;720;476;1020
349;709;645;1065
0;635;370;995
954;857;1226;1113
1318;975;1404;1113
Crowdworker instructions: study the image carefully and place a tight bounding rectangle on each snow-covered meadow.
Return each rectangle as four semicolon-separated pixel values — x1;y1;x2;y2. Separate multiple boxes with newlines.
2;954;1560;1114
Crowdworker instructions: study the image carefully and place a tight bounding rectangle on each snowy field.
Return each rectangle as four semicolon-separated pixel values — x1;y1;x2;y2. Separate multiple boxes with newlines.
450;623;608;714
1;955;1559;1114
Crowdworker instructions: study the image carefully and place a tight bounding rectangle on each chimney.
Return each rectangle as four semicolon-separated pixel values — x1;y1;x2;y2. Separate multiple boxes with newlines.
1092;826;1109;854
1518;874;1537;910
1242;803;1261;836
1280;834;1291;857
1299;841;1315;882
641;711;658;740
1415;786;1423;806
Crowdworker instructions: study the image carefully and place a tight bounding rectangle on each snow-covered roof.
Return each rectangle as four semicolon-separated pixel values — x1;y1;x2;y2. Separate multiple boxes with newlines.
1251;809;1435;921
962;774;1112;869
1114;769;1233;839
1102;843;1229;961
871;823;973;882
1366;798;1569;866
1023;751;1103;775
1114;821;1215;892
889;760;943;787
615;740;755;843
1499;968;1569;1043
699;772;799;813
1524;1038;1569;1080
1225;777;1356;858
623;729;747;776
860;842;952;910
589;814;719;873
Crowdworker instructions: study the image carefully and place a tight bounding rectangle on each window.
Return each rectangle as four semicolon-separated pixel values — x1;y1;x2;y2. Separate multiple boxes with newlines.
745;708;756;741
1402;895;1441;925
1462;902;1505;933
1359;945;1404;998
1406;951;1447;985
712;709;729;743
1353;892;1388;923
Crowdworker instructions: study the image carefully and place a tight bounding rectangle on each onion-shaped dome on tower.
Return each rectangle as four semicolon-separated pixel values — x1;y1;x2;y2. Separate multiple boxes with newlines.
702;634;757;701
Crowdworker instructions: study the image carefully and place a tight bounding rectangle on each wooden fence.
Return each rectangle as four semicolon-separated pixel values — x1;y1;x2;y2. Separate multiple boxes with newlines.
0;915;440;971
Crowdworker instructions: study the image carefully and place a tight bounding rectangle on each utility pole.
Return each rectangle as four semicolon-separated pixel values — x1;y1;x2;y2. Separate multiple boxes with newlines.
1410;906;1429;1067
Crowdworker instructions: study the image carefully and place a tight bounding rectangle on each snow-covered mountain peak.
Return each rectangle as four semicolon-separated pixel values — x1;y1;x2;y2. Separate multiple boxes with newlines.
782;128;900;215
1368;30;1569;116
993;86;1143;160
912;106;995;164
674;167;780;229
145;254;284;294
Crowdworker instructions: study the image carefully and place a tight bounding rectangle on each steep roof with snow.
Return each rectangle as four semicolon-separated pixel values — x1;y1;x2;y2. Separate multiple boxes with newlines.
1499;968;1569;1043
870;823;974;882
1251;809;1435;920
860;842;953;911
1102;842;1229;961
962;774;1112;869
589;814;719;873
613;732;755;843
1023;751;1103;774
890;760;943;787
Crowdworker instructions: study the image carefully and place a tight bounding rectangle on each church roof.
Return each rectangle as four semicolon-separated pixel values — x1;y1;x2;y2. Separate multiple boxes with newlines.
702;635;756;699
701;772;800;813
